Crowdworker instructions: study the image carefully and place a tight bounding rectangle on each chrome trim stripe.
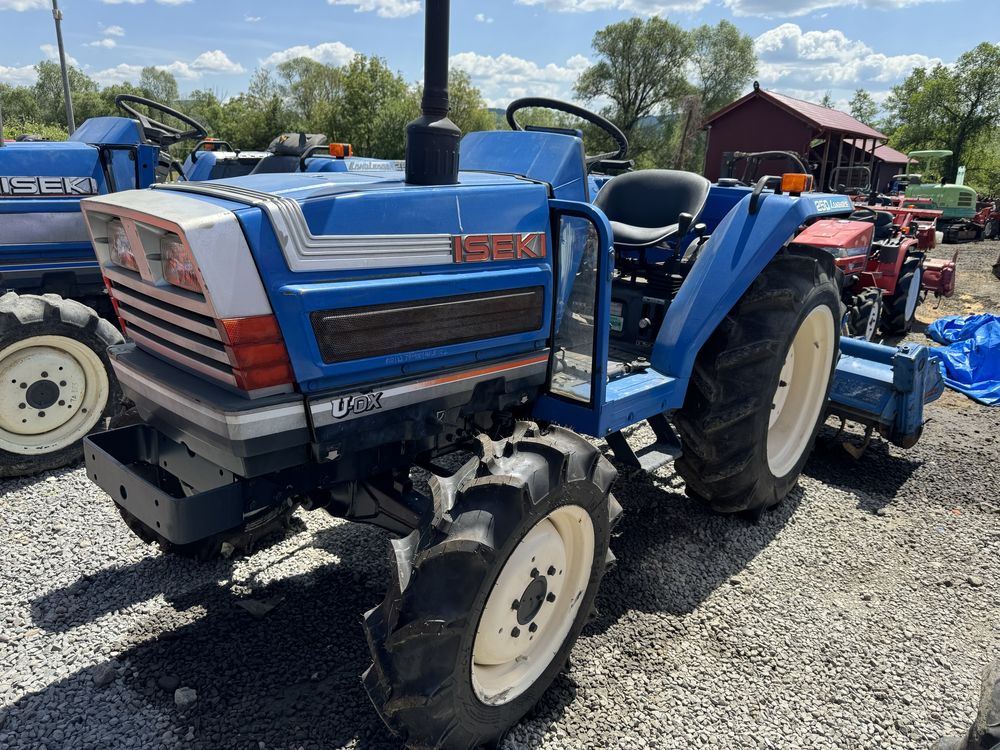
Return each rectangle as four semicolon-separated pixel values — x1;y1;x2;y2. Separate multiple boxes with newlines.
127;330;236;387
119;309;230;365
112;287;221;341
0;212;89;245
113;358;307;441
309;353;549;428
156;182;454;272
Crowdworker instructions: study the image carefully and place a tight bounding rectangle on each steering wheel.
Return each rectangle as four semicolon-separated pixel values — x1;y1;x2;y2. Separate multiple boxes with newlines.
115;94;208;147
505;97;629;167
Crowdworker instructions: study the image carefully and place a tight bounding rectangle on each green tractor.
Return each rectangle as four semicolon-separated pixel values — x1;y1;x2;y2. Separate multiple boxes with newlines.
898;150;982;244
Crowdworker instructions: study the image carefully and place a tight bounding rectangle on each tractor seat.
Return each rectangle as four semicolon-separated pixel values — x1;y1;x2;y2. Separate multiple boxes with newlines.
594;169;711;247
249;132;327;175
849;209;895;241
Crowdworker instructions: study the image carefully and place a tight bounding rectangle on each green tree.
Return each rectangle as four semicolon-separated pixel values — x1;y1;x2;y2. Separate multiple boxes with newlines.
849;89;878;127
32;60;99;126
884;43;1000;182
139;67;179;104
689;20;757;116
819;91;834;109
324;55;411;156
575;16;692;139
276;57;343;131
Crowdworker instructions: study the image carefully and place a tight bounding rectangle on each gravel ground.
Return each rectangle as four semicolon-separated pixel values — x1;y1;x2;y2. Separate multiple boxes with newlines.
2;240;999;750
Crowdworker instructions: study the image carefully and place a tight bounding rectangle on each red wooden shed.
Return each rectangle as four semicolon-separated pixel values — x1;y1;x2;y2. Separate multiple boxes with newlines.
702;83;888;193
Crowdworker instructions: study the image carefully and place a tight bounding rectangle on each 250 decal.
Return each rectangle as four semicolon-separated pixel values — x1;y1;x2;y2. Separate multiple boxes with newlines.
453;232;546;263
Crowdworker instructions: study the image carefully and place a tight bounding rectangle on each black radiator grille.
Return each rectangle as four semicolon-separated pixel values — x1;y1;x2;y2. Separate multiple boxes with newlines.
310;287;545;363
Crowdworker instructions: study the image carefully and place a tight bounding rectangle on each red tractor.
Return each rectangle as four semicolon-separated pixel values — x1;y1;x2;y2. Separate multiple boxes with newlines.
792;207;954;339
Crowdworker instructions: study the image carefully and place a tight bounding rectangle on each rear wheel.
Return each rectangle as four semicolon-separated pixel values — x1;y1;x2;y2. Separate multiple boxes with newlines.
0;293;124;478
363;423;619;749
880;257;922;335
673;250;840;513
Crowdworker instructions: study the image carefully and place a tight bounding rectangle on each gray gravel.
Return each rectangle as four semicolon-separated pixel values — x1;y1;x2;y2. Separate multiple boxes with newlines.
2;240;999;750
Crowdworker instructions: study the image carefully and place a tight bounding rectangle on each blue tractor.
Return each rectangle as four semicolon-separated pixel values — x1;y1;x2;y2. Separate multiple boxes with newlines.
0;94;369;477
77;2;941;746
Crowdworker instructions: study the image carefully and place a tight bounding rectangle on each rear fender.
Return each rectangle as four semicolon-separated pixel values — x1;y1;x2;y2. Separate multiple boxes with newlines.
651;191;850;380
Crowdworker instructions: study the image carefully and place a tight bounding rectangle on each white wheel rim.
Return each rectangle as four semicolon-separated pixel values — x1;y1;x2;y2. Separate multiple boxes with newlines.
0;335;109;455
864;297;880;341
904;268;922;321
767;305;835;478
472;504;595;706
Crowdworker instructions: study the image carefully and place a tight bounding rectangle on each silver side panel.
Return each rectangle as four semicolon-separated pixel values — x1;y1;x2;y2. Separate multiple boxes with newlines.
0;212;89;245
155;182;454;272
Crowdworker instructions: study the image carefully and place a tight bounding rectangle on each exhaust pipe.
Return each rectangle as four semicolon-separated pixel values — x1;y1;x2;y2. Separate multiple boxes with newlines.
404;0;460;186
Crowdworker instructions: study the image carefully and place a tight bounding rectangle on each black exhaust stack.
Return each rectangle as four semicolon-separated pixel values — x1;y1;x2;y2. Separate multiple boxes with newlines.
404;0;460;185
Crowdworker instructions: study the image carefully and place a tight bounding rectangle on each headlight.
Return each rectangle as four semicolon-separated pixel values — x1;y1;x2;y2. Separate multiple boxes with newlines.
161;233;202;292
108;220;139;271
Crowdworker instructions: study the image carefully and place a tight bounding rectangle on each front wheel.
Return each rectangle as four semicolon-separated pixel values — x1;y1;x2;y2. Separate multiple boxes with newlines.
674;250;841;513
0;293;124;478
363;423;619;749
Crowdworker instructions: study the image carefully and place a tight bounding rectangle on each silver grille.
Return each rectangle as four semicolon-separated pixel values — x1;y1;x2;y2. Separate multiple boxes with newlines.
104;266;237;388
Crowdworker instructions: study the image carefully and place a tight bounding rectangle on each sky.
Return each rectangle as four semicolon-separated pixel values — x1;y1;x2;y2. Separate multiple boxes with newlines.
0;0;994;115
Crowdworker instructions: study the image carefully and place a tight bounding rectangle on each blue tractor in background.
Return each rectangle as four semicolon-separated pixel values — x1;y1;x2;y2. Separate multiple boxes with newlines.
73;2;940;746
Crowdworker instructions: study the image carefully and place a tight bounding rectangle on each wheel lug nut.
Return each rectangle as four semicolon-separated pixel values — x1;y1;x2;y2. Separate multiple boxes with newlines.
59;381;66;387
511;599;519;610
511;627;520;638
547;566;556;576
19;383;26;389
530;568;538;578
546;593;556;603
529;623;538;633
18;403;25;410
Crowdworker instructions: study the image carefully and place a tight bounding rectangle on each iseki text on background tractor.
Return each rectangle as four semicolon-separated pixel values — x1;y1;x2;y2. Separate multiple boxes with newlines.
71;3;942;746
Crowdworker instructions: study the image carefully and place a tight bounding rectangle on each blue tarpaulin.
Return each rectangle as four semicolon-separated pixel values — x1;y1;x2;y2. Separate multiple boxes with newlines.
926;314;1000;406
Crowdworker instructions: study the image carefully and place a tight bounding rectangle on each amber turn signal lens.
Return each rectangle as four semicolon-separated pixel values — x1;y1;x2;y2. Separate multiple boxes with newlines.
780;173;815;194
329;143;353;158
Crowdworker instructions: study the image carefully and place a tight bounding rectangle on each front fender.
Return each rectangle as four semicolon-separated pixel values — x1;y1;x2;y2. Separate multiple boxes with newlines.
652;190;852;379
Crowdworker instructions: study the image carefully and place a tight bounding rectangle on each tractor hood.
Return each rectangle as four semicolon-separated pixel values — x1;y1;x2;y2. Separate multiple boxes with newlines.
0;141;106;196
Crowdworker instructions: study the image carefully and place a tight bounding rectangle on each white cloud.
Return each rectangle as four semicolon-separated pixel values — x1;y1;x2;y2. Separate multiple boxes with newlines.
245;14;262;22
156;0;193;5
724;0;950;17
0;0;47;9
262;41;357;67
514;0;709;13
475;12;494;22
0;64;37;85
754;23;940;93
327;0;420;18
450;51;591;108
91;63;145;85
39;43;80;67
158;49;244;79
104;25;126;36
85;38;118;48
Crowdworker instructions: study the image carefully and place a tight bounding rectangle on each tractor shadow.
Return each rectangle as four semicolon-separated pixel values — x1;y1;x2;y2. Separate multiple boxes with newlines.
587;448;803;636
808;421;922;513
14;514;578;750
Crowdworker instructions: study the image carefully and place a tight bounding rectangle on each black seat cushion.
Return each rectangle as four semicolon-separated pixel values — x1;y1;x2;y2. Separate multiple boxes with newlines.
594;169;711;248
249;133;328;175
249;154;303;175
849;209;895;241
